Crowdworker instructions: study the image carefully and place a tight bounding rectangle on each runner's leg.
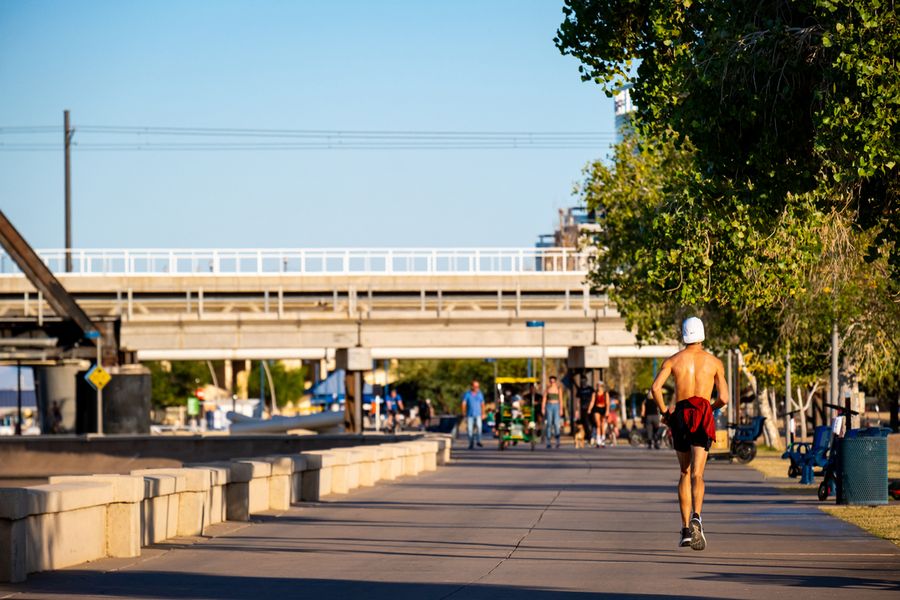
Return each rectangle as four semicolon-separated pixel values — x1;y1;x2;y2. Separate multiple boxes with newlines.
690;445;709;516
676;450;692;527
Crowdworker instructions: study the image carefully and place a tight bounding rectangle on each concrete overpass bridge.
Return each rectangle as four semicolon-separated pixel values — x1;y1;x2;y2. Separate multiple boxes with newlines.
0;247;676;361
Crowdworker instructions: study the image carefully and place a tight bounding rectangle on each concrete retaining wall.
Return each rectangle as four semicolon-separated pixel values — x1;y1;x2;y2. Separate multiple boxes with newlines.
0;437;447;583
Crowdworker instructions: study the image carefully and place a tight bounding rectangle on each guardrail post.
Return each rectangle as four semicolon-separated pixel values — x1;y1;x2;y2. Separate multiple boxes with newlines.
256;251;263;274
169;251;176;274
343;250;349;274
387;249;393;274
213;250;220;274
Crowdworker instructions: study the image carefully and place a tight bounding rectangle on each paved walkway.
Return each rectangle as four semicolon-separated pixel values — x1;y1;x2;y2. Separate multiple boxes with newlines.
3;441;900;599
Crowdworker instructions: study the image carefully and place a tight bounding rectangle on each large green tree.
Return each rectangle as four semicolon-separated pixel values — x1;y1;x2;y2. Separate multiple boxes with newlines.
555;1;899;397
556;0;898;274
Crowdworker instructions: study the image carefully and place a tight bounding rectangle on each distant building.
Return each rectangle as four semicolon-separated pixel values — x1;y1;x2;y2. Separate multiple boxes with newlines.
614;84;635;144
534;206;600;270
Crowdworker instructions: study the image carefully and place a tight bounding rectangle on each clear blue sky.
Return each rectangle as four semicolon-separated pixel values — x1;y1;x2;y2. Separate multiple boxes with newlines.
0;0;614;249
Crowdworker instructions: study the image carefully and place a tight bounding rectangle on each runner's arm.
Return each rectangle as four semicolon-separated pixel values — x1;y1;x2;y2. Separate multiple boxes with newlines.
650;359;672;414
712;359;728;411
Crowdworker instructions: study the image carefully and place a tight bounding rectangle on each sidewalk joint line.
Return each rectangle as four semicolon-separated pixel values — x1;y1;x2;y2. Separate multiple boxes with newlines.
439;488;563;600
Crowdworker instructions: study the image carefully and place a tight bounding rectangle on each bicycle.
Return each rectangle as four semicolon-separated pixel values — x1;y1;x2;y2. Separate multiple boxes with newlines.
629;420;674;449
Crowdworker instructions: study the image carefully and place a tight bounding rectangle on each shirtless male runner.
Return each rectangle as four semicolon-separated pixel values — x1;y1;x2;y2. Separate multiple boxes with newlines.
650;317;728;551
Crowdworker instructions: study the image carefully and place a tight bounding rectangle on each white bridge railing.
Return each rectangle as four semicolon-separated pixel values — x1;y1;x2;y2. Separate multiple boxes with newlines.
0;248;592;276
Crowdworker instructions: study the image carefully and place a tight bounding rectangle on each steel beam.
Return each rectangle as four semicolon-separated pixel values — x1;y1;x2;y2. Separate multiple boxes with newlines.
0;210;98;341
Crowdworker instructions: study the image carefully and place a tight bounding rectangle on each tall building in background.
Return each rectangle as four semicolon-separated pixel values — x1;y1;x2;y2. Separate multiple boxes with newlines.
614;84;635;143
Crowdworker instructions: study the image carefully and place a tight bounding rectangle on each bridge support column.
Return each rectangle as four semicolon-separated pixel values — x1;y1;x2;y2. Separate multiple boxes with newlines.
336;347;372;434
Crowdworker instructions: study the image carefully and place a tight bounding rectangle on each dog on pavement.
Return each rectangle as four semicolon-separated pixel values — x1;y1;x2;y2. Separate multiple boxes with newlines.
574;423;586;448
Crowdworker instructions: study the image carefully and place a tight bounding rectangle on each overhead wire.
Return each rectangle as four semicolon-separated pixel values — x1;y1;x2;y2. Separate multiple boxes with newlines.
0;124;616;151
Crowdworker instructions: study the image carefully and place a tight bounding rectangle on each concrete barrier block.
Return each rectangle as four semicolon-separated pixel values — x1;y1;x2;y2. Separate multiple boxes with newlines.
226;460;272;518
136;474;180;545
426;435;452;465
26;505;108;573
299;462;332;502
415;440;440;471
304;451;348;496
24;482;113;573
48;475;143;558
372;446;395;481
0;518;26;583
384;444;417;476
343;453;361;491
185;463;232;525
261;457;293;510
132;469;210;536
106;502;141;558
0;488;30;521
379;445;406;479
229;460;272;483
26;482;113;515
0;488;28;583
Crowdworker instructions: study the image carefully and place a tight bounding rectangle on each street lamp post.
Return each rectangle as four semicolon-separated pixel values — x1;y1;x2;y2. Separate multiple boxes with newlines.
526;320;546;402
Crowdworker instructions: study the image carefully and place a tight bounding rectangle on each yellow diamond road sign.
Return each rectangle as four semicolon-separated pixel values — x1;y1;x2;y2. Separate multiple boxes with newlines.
85;365;112;391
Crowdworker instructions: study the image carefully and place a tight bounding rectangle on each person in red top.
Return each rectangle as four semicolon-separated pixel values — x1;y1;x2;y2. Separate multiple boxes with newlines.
651;317;728;551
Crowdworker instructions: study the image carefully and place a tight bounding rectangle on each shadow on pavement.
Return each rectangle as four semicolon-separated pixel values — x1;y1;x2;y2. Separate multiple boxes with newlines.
15;572;745;599
692;571;900;591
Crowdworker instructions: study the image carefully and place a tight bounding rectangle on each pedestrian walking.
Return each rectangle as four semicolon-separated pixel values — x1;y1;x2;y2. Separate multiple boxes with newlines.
640;390;661;449
588;382;609;447
650;317;728;551
420;398;433;430
462;380;485;449
542;375;565;448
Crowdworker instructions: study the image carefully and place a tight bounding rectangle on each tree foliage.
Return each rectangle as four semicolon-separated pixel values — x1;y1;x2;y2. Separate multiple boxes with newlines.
147;361;210;408
246;361;307;408
395;359;529;413
556;0;899;394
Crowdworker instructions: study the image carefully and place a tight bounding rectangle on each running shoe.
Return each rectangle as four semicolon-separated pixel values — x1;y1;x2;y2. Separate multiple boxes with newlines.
689;513;706;551
679;527;691;548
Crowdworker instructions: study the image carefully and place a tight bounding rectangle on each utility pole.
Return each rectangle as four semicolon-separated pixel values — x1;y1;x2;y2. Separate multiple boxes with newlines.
785;344;792;448
831;321;839;420
64;110;73;272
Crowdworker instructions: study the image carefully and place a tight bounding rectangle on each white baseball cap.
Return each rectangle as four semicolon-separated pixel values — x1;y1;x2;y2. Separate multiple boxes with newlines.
682;317;705;344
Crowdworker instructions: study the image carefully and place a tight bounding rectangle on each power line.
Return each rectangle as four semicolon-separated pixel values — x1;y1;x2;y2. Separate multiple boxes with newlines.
0;124;616;151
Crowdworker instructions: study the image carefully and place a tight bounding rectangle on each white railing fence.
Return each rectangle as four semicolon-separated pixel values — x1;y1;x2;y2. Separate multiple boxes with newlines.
0;248;593;275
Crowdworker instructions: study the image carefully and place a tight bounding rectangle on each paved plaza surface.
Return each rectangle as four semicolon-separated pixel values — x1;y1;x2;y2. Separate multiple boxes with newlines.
2;441;899;600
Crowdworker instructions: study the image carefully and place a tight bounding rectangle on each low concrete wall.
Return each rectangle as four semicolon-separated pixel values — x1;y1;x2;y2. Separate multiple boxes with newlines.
0;433;420;480
0;437;447;583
